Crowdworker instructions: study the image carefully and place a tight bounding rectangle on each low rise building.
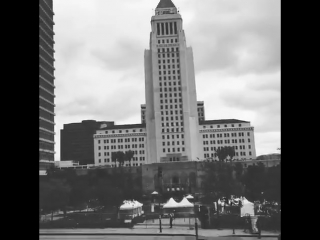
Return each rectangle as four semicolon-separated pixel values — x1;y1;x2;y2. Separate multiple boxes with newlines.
94;123;147;167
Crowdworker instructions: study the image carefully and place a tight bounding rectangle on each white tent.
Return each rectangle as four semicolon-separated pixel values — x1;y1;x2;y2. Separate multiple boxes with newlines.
163;197;179;208
120;200;135;210
151;191;158;195
185;194;194;199
177;197;194;208
240;197;255;217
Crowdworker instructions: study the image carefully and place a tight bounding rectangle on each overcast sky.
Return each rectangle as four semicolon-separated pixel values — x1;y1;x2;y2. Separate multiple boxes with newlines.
53;0;280;161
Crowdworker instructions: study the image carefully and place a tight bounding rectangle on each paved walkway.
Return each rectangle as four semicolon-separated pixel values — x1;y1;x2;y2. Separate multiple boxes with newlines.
40;227;280;239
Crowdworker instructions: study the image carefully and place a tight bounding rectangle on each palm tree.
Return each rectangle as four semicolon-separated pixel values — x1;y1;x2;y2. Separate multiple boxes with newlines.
117;151;125;167
125;150;135;167
111;152;117;167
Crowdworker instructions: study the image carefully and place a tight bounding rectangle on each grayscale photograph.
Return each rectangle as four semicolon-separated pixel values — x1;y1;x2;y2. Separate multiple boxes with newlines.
39;0;281;239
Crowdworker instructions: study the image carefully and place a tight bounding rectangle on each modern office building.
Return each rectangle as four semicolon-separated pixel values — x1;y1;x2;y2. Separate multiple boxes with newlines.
61;120;114;165
92;0;257;166
39;0;56;161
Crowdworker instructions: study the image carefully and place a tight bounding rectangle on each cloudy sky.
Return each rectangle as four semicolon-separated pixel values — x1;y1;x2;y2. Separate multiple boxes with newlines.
53;0;280;161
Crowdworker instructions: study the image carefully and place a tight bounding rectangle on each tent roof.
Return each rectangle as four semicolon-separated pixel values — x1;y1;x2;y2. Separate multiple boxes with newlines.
151;191;158;195
185;194;194;199
242;197;254;205
120;200;143;210
177;197;194;208
163;197;179;208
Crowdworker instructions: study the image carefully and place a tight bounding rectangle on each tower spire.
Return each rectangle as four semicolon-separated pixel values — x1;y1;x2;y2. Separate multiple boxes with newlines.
156;0;176;9
155;0;177;15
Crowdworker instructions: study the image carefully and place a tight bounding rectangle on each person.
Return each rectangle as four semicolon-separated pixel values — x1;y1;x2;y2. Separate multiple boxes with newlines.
256;216;262;237
169;212;173;228
243;215;251;233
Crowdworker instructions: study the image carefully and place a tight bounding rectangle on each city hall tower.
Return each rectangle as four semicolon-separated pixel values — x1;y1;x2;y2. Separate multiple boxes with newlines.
144;0;202;163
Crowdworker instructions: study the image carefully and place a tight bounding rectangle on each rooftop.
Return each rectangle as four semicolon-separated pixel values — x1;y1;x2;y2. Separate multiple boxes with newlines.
99;123;146;130
156;0;176;9
199;119;250;125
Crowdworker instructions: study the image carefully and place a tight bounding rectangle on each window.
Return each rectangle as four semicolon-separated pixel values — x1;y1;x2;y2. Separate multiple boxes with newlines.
217;125;220;128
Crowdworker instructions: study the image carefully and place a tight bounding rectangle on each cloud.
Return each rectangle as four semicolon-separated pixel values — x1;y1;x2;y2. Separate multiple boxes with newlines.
91;39;144;71
184;0;280;76
52;0;280;159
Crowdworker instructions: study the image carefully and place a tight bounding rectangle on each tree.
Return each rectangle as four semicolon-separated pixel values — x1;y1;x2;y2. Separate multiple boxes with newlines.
215;146;235;162
201;162;245;203
111;152;118;167
39;178;71;221
125;150;135;166
116;151;125;167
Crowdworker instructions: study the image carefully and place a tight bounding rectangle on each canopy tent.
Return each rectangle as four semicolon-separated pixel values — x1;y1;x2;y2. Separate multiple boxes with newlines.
119;200;144;219
163;197;179;208
119;200;143;210
151;191;158;195
240;197;255;217
176;197;194;208
185;194;194;199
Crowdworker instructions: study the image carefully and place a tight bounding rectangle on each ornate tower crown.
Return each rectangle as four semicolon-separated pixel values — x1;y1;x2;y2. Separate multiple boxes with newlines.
155;0;177;15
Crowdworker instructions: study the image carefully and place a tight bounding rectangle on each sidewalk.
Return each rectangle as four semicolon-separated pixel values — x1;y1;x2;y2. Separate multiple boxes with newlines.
40;227;280;238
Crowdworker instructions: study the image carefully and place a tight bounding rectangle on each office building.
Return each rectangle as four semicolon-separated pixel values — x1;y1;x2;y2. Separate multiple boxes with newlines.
92;0;257;165
39;0;55;161
61;120;114;165
94;123;146;167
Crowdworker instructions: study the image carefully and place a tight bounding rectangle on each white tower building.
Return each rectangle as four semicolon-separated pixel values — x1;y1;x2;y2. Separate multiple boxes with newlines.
144;0;202;163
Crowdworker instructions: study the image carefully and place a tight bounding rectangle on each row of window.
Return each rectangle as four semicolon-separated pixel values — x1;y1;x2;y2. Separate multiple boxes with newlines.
158;47;179;53
159;87;182;93
162;134;184;139
202;132;249;138
158;58;179;64
163;147;185;153
156;22;178;36
98;144;145;151
163;141;184;146
203;145;251;151
160;93;182;98
100;129;144;134
160;104;183;109
161;110;183;115
157;38;178;44
160;98;182;103
203;139;249;145
202;124;247;129
159;81;181;87
97;138;145;144
159;69;180;75
159;75;180;80
161;116;183;121
158;53;179;58
162;128;184;133
162;122;183;127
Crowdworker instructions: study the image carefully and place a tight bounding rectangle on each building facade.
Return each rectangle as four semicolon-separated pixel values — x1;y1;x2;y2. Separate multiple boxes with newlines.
39;0;55;161
91;0;257;166
199;119;256;161
144;0;202;164
94;124;147;167
61;120;114;165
